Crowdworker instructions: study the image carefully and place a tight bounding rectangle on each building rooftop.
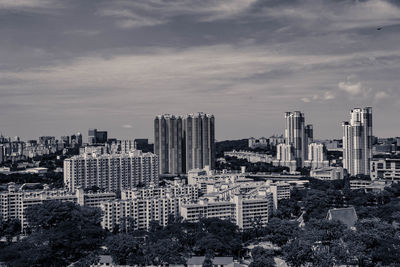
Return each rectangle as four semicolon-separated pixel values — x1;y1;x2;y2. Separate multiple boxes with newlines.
326;207;358;228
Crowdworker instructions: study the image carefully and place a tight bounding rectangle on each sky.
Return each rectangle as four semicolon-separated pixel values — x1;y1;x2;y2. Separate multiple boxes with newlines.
0;0;400;141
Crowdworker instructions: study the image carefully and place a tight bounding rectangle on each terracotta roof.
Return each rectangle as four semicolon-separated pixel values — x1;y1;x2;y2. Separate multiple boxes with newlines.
326;206;358;227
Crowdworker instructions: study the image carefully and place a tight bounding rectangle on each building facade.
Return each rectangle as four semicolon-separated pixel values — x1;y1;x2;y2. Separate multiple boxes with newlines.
284;111;313;168
0;183;116;230
64;151;159;192
370;158;400;181
342;107;373;176
304;143;329;169
154;113;215;175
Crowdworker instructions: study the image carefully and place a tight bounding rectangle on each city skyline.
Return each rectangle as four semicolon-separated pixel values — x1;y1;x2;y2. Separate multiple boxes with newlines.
1;0;400;140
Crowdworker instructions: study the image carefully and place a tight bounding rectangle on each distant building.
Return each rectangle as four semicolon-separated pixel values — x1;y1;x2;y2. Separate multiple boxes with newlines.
133;139;149;151
304;143;329;169
224;150;273;163
0;183;116;230
370;158;400;181
154;113;215;174
101;183;198;232
310;167;344;180
88;129;108;145
269;135;285;146
285;111;313;168
248;137;269;149
272;144;297;171
350;179;393;192
154;114;184;175
342;107;373;176
64;151;159;192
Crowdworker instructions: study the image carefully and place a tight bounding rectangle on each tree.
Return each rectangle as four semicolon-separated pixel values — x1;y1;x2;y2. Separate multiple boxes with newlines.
106;234;144;265
282;239;313;267
249;247;275;267
0;219;21;243
263;218;299;246
0;201;105;266
343;218;400;267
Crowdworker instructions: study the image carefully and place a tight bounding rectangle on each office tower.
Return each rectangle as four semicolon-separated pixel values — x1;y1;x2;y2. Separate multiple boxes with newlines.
88;129;108;145
64;150;159;192
184;113;215;171
342;107;373;176
304;143;329;169
284;111;312;167
154;115;184;175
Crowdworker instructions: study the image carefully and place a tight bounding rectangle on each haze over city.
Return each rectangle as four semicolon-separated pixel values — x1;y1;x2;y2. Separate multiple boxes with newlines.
1;0;400;140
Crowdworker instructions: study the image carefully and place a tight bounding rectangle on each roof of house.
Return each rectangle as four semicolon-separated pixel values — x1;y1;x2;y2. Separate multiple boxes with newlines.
187;256;234;265
187;256;205;265
326;206;358;227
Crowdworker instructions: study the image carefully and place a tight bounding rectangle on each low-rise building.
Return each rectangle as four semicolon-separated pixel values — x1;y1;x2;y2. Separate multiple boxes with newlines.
310;167;345;180
370;158;400;181
0;183;116;230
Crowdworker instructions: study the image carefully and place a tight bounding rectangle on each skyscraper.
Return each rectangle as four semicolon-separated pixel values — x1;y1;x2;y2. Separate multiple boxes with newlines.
342;107;373;176
154;113;215;174
154;114;184;175
184;113;215;171
284;111;313;167
88;129;108;145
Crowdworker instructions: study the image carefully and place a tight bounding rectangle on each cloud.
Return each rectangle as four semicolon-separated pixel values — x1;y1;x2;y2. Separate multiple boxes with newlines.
375;91;390;99
97;0;257;28
254;0;400;32
98;8;166;28
323;91;335;100
338;80;363;95
0;0;61;10
301;97;311;103
122;124;133;129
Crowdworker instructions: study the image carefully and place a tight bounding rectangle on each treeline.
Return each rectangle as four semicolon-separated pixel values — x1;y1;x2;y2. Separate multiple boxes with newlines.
217;156;289;173
216;139;250;158
0;201;243;266
0;172;63;189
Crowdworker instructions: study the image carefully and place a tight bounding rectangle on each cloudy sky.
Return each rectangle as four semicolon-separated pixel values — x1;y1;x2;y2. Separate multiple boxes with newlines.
1;0;400;141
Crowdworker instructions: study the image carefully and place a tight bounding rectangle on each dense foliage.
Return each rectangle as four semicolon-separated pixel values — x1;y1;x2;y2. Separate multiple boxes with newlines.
218;156;289;173
0;201;105;266
106;217;243;266
0;172;63;189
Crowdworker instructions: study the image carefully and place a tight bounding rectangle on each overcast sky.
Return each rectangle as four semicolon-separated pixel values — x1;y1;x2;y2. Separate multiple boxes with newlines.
1;0;400;141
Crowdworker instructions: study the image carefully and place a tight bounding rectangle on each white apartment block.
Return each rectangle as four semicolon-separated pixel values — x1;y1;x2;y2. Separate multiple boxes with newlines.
121;183;199;202
181;191;274;230
64;151;159;192
101;196;194;232
272;144;297;171
0;183;116;230
310;167;344;181
304;143;329;169
370;158;400;181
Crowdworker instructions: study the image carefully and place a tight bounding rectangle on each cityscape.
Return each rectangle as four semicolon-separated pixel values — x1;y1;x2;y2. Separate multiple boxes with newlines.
1;107;400;266
1;0;400;267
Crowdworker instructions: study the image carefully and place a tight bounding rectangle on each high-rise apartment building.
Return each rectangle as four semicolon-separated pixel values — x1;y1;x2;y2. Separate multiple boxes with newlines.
154;113;215;174
154;114;184;175
184;113;215;171
64;150;159;192
284;111;313;167
342;107;373;176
